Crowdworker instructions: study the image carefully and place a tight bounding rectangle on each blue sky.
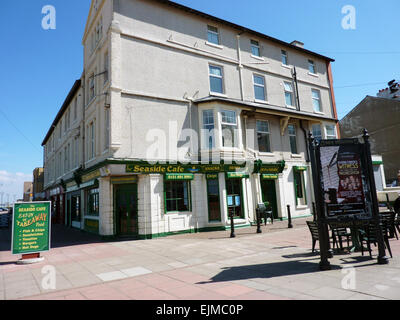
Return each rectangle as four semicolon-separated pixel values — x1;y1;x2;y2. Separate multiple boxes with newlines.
0;0;399;200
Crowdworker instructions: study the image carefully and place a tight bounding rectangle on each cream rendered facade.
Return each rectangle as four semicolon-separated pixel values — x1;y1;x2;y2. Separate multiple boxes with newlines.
42;0;339;238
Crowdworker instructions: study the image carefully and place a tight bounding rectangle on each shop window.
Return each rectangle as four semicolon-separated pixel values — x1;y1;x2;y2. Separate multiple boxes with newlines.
87;187;99;216
226;178;244;218
165;181;191;212
71;195;81;222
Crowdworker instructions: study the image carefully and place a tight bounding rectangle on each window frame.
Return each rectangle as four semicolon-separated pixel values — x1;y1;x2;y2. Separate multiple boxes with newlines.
202;109;215;150
308;59;316;74
164;180;192;213
311;89;322;113
207;25;220;46
325;125;337;140
251;40;261;57
209;64;224;95
288;124;298;154
294;170;307;206
220;109;238;148
253;74;267;102
281;50;289;66
284;81;295;107
256;120;272;153
312;124;322;142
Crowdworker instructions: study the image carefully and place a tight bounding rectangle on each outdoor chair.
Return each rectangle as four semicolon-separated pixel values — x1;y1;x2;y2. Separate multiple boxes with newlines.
380;212;398;240
329;224;352;251
264;206;274;225
359;222;393;259
395;212;400;234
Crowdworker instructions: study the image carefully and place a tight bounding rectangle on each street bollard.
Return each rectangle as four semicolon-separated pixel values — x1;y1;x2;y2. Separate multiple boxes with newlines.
256;208;262;234
230;212;236;238
287;205;293;229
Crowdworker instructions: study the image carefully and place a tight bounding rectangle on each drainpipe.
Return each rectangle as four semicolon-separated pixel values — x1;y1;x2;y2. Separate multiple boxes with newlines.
236;34;245;101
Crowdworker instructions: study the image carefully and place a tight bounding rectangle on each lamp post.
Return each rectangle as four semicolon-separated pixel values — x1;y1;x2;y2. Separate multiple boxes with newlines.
362;129;389;265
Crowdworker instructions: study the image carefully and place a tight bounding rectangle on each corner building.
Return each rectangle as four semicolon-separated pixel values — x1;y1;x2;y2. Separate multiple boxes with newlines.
42;0;339;238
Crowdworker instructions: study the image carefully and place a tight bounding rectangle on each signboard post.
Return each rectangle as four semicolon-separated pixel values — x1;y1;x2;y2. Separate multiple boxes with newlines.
308;129;389;270
12;201;51;264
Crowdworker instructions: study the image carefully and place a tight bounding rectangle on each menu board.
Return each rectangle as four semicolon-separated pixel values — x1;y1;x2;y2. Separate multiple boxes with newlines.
318;142;371;220
12;202;51;255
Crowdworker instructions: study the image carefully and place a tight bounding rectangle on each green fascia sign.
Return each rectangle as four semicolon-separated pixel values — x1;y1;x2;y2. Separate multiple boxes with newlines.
294;166;308;172
165;173;194;181
126;162;247;174
226;172;249;179
12;202;51;255
255;160;285;174
261;174;279;180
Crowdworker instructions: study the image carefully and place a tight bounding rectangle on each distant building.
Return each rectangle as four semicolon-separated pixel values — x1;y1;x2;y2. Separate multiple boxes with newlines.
340;94;400;185
23;182;33;202
377;80;400;101
33;168;45;201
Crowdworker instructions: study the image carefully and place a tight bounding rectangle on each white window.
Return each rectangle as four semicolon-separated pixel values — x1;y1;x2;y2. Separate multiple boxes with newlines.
207;25;220;45
312;89;322;112
75;138;79;167
104;108;110;150
89;75;95;101
209;65;224;94
251;40;261;57
89;122;95;159
221;110;238;148
254;75;266;101
281;50;288;65
312;124;322;142
325;125;336;140
202;110;215;149
288;124;298;154
257;120;271;153
64;146;68;173
308;59;316;74
284;82;295;107
73;98;78;121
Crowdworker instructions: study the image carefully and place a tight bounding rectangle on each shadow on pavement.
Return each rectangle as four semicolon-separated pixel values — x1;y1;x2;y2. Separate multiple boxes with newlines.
0;224;105;252
197;260;342;284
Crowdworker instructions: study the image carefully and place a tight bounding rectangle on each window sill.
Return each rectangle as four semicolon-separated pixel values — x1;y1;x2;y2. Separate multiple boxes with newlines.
281;64;292;69
254;99;269;105
286;105;297;110
84;215;100;220
259;152;275;157
296;205;308;210
291;154;302;159
308;72;319;78
205;41;223;50
210;92;227;98
313;111;325;115
165;211;192;215
251;55;264;61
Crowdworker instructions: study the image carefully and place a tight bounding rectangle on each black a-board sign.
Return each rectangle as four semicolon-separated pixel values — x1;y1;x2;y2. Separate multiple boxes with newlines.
315;138;373;223
309;130;389;269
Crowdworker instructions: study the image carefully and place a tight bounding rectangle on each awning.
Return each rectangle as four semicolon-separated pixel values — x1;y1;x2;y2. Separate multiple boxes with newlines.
226;172;249;179
165;173;194;181
261;174;279;180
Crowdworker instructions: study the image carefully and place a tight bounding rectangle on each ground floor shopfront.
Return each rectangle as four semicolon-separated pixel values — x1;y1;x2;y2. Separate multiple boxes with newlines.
50;160;314;239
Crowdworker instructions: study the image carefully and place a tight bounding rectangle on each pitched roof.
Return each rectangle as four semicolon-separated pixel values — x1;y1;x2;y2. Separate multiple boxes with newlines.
41;80;81;146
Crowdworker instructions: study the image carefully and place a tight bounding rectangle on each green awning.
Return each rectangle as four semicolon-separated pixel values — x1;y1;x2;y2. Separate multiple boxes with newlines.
226;172;249;179
165;173;194;181
372;161;383;165
261;174;279;180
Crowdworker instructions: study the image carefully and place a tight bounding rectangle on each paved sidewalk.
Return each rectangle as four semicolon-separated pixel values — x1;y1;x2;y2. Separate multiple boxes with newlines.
1;218;400;300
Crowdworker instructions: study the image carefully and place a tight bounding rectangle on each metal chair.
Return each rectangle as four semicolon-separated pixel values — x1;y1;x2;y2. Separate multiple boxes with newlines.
330;224;352;251
359;221;393;259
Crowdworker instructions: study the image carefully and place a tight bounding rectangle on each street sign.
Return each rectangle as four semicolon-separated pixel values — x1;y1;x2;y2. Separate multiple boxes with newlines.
12;202;51;255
